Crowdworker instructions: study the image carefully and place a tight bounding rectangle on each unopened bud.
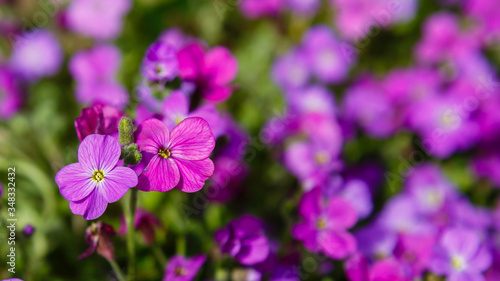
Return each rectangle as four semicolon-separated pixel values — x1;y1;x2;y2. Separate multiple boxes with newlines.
118;117;134;145
124;150;142;166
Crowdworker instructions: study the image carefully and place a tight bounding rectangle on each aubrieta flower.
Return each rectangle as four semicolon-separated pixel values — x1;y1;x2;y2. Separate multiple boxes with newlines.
135;117;215;192
79;221;116;261
272;48;310;91
177;43;238;102
215;215;270;265
66;0;131;40
429;228;492;280
0;65;22;119
141;41;179;82
465;0;500;44
345;253;410;281
9;29;62;81
286;0;320;16
118;208;162;245
70;45;129;109
163;255;206;281
292;187;358;259
239;0;284;18
74;104;124;142
55;134;138;220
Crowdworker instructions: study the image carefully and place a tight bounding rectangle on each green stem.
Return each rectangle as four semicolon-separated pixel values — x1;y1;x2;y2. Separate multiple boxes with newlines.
176;235;186;256
125;188;138;280
108;259;126;281
153;246;168;266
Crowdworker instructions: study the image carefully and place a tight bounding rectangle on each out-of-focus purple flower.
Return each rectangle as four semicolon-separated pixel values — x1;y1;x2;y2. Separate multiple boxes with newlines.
408;95;479;158
472;151;500;188
345;252;370;281
9;29;62;81
74;104;124;142
338;179;373;219
293;187;358;259
342;77;399;138
208;155;248;202
302;26;354;83
177;43;238;103
141;42;178;82
286;0;320;16
23;225;35;237
162;91;222;136
368;258;410;281
66;0;131;40
0;66;22;119
429;228;492;280
163;254;205;281
158;28;189;51
55;135;138;220
118;209;162;245
287;86;337;116
465;0;500;45
415;12;479;64
239;0;284;18
394;234;435;278
404;164;457;214
215;215;270;265
70;45;129;109
79;221;116;261
272;49;310;91
355;223;397;260
135;118;215;192
378;195;434;235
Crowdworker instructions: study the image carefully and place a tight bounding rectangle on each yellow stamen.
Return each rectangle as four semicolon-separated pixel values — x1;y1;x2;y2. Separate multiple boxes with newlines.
317;218;326;230
91;170;105;182
451;256;466;271
158;148;171;159
175;266;185;276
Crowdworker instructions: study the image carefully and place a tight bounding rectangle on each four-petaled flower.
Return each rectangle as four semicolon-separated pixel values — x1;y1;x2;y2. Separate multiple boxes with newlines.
135;117;215;192
55;134;138;220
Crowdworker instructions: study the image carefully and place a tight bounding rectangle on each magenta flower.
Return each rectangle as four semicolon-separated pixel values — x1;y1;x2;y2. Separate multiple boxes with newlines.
118;208;162;245
74;104;124;142
0;66;22;119
214;215;270;265
135;117;215;192
163;254;206;281
429;228;492;280
141;41;178;82
177;43;238;102
9;29;63;81
66;0;131;40
79;221;116;261
239;0;284;18
55;134;138;220
292;187;358;259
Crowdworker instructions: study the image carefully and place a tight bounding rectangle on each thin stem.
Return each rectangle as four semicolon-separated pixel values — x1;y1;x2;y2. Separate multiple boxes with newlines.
176;235;186;256
125;188;138;280
108;259;126;281
153;246;168;266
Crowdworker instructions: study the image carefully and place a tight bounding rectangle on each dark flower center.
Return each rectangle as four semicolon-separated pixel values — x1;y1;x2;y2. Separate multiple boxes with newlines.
174;266;185;276
158;148;171;159
91;170;105;182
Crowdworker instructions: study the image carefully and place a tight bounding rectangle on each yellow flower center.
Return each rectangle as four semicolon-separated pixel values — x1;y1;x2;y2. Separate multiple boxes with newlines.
315;152;329;165
158;148;171;159
317;218;326;230
451;256;466;271
91;170;105;182
174;266;185;276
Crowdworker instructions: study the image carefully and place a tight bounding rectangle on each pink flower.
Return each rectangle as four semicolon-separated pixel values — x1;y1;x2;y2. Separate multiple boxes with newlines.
135;117;215;192
177;43;238;102
74;104;124;142
55;134;138;220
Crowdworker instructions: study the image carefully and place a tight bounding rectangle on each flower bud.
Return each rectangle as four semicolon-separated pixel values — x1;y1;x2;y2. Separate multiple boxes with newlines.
124;150;142;166
118;117;134;145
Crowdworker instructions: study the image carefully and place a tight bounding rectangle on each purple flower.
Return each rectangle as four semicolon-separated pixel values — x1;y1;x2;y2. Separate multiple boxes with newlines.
338;179;373;219
208;155;248;202
74;104;124;142
430;228;492;280
272;49;310;90
177;43;238;102
79;221;116;260
163;255;206;281
118;208;162;245
55;134;138;220
66;0;131;40
162;91;222;136
70;45;129;109
142;42;178;82
135;117;215;192
466;0;500;45
286;0;320;16
9;29;62;81
239;0;284;18
23;225;35;237
368;258;410;281
302;26;354;83
394;234;435;278
0;66;22;119
215;215;270;265
292;187;358;259
158;28;189;51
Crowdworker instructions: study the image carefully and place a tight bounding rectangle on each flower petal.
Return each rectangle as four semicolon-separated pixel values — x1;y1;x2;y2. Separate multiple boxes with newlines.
319;231;357;260
135;118;170;154
174;158;214;193
55;163;96;202
177;43;204;81
137;155;180;192
325;197;358;230
202;85;232;102
99;166;138;202
69;190;108;220
204;46;238;85
78;134;121;173
169;117;215;160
